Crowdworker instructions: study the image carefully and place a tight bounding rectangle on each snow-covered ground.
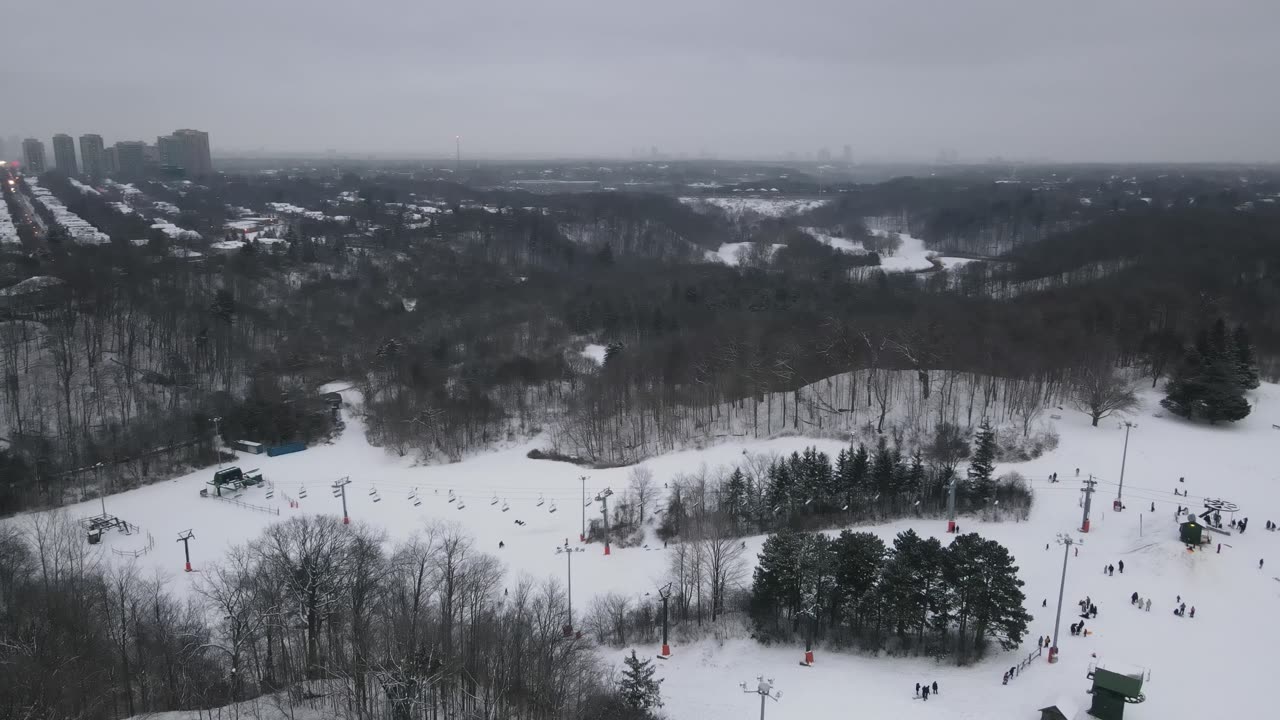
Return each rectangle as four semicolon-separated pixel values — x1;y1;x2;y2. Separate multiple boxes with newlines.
25;178;111;245
581;343;608;364
681;196;830;218
11;381;1280;719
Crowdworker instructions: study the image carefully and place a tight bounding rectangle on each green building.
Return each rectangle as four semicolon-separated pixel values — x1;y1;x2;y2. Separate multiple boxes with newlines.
1179;518;1204;545
1086;662;1146;720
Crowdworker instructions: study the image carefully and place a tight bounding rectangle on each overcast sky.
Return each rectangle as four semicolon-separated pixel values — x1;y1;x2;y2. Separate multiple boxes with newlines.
5;1;1280;162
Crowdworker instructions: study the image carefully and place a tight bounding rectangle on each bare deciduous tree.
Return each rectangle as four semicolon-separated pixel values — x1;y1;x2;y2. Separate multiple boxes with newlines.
1071;365;1138;427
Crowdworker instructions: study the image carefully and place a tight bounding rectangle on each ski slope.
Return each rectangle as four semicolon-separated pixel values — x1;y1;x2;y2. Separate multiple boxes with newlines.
10;382;1279;720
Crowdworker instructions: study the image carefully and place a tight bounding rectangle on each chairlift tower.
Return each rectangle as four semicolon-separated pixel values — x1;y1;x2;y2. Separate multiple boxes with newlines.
1114;421;1136;511
555;541;585;636
595;487;614;555
657;583;673;658
332;477;351;524
177;529;195;572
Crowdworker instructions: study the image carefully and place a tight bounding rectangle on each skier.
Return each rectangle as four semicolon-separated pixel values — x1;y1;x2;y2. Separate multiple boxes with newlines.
1118;560;1124;573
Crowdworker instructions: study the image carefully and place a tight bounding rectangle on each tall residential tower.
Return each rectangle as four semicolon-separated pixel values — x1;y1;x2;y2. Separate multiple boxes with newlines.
52;134;79;174
21;139;47;174
79;134;105;178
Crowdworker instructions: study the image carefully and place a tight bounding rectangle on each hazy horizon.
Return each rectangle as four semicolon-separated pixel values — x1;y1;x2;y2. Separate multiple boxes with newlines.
6;1;1280;163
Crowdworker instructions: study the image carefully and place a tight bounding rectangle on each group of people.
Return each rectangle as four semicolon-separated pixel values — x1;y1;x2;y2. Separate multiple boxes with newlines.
1035;634;1052;649
1231;517;1250;534
1002;665;1024;684
1173;602;1195;618
1103;560;1123;575
1069;620;1089;636
914;681;939;701
1130;592;1152;611
1266;521;1278;531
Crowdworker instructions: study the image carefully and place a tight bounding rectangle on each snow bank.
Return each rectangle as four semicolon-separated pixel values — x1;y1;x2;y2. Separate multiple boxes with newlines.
581;344;607;364
712;241;785;265
0;193;18;245
25;178;111;245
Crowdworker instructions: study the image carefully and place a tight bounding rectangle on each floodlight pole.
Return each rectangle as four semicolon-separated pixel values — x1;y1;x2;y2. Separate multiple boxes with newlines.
557;542;584;634
1081;476;1097;533
596;488;613;555
946;477;958;532
212;416;222;468
1116;421;1135;508
657;583;672;657
740;677;780;720
1049;534;1079;663
95;462;106;516
580;475;588;542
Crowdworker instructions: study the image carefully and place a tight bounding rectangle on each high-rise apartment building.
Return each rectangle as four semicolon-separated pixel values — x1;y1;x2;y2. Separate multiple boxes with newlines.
171;129;212;176
79;134;105;178
104;145;119;175
114;141;147;176
21;139;47;174
157;134;180;168
52;134;79;174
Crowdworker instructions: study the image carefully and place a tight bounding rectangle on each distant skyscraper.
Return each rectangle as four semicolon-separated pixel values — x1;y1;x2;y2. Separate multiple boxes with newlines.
79;134;105;178
157;134;180;167
817;147;832;162
21;139;47;174
52;134;79;174
114;141;147;176
171;129;212;175
104;145;119;175
842;144;853;163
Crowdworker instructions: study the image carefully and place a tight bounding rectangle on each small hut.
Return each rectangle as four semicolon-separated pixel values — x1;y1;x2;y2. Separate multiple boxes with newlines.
1179;519;1205;545
1038;696;1081;720
1087;662;1146;720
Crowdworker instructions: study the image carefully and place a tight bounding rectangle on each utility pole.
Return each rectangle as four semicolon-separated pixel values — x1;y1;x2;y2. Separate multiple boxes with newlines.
1081;476;1097;533
946;476;958;533
212;416;223;468
455;135;461;173
1115;421;1136;511
740;677;781;720
595;487;614;555
1049;534;1082;663
177;529;195;572
657;583;672;658
332;477;351;525
580;475;588;542
556;541;584;636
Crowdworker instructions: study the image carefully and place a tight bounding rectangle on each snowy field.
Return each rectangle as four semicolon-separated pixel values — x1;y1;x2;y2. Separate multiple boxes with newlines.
710;241;786;265
871;229;977;272
9;382;1280;720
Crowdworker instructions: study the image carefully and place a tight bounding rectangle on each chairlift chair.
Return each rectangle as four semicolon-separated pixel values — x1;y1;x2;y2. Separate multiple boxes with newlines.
369;486;378;496
491;494;499;505
502;499;510;512
299;486;308;499
536;494;545;507
457;499;467;509
549;501;558;513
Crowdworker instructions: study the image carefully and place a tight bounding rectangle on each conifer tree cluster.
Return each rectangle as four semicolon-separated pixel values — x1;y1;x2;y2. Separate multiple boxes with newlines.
660;438;1028;541
750;529;1031;663
1161;320;1258;424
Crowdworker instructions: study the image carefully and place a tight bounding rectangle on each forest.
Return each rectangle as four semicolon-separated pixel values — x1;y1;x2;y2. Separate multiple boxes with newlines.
1;166;1277;516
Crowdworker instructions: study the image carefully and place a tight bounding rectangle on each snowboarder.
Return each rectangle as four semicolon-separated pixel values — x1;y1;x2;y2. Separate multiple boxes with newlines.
1118;560;1124;573
1145;598;1151;612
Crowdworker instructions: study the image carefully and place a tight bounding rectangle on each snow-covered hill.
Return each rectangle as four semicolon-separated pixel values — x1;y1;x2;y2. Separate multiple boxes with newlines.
14;381;1277;720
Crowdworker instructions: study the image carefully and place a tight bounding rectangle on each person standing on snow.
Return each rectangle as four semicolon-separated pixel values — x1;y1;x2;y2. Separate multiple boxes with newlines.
932;681;938;695
1190;606;1196;618
1131;591;1139;605
1145;598;1152;611
1118;560;1124;573
915;683;921;697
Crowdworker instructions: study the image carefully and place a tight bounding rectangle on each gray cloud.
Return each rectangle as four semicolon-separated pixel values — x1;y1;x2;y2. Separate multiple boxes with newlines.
6;0;1280;161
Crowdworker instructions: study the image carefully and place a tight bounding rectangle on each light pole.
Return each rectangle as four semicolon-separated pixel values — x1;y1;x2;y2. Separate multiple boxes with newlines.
556;541;585;636
212;416;223;468
332;477;351;524
95;462;107;516
580;475;588;542
1049;533;1082;663
740;677;781;720
1115;421;1136;511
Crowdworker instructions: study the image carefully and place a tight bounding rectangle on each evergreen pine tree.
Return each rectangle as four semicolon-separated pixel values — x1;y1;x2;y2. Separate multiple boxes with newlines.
872;436;896;495
1162;324;1252;424
725;468;747;523
619;650;664;712
850;444;870;493
1232;325;1261;390
967;420;997;500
